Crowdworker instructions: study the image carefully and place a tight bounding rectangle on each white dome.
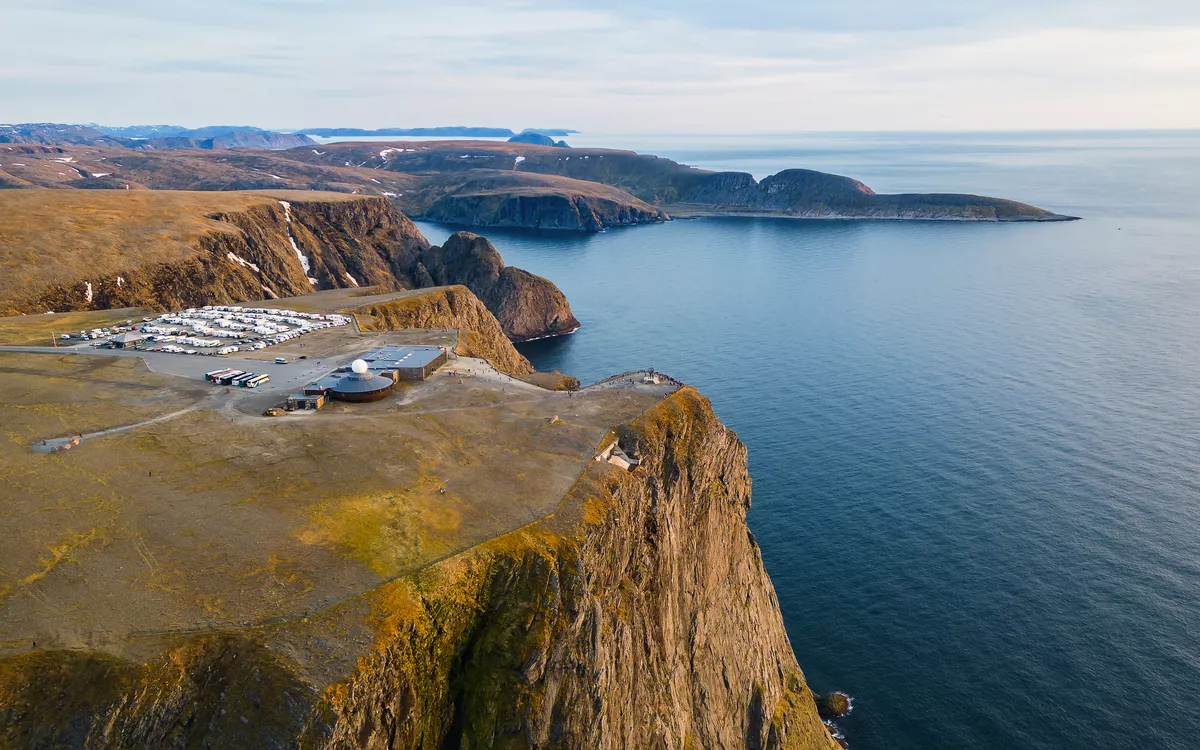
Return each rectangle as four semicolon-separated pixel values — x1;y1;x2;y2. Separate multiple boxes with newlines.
350;359;369;374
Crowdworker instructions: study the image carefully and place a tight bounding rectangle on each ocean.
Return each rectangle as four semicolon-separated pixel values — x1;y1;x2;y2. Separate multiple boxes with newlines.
415;130;1200;750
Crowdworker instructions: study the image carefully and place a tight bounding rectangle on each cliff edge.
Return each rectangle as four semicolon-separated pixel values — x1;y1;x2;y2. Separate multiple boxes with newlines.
0;367;837;748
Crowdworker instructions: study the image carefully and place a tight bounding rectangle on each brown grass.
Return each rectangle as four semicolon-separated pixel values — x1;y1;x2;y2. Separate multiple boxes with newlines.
0;308;150;345
0;189;361;308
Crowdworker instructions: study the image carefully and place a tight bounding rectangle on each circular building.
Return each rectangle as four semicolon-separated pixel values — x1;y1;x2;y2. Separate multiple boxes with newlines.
328;359;394;403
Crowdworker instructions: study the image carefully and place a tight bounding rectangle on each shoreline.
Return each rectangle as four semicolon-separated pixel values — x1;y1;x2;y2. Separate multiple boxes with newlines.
659;204;1080;222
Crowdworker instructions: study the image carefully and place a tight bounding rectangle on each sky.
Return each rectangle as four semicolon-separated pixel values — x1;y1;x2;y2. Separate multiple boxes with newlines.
3;0;1199;132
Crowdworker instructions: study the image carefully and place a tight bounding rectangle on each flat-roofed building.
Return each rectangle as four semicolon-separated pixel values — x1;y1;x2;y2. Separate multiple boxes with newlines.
286;393;326;411
359;345;448;381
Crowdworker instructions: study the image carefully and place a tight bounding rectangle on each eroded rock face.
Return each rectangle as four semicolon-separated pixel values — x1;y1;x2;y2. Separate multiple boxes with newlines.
416;232;581;342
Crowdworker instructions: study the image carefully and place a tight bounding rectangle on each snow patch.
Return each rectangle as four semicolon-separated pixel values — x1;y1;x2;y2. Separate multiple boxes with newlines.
269;174;282;179
290;235;309;272
52;156;74;163
343;271;359;287
382;192;398;197
226;252;261;273
84;281;93;303
116;276;124;287
312;149;326;155
370;178;380;183
260;284;279;299
90;172;111;178
379;147;415;158
514;156;526;165
279;200;314;277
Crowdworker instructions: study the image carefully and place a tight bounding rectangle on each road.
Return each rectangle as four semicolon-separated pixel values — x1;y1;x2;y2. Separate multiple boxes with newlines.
0;344;340;395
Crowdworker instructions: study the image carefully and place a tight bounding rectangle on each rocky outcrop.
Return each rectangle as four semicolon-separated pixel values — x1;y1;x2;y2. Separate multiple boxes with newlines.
414;232;581;341
349;285;534;377
0;388;838;750
817;692;852;718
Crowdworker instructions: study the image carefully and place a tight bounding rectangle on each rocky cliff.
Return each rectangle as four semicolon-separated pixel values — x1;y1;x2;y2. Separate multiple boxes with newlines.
350;285;535;377
408;171;668;231
0;387;838;750
412;232;581;342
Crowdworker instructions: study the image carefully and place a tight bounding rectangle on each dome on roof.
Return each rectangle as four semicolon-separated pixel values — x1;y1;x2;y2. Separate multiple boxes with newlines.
329;363;394;403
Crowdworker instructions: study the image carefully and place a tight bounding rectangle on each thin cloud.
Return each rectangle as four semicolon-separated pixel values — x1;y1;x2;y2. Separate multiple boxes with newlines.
1;0;1196;131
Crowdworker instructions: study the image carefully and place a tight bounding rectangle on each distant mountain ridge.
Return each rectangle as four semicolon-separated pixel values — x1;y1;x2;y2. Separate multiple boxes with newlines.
93;125;273;138
0;123;311;151
298;126;516;137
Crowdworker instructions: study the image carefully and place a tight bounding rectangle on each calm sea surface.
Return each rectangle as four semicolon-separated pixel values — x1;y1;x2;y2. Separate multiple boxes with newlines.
416;130;1200;750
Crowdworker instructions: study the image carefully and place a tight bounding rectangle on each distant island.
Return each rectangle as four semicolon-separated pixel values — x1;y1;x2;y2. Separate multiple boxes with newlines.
520;128;579;136
508;132;570;147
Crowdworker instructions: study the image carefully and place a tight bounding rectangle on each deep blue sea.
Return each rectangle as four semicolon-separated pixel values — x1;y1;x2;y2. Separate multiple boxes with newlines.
416;130;1200;750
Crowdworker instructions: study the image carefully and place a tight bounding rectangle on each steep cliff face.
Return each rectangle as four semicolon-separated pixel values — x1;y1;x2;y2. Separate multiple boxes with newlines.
350;285;535;377
0;192;430;316
0;388;837;750
317;386;838;749
413;232;580;342
423;190;665;231
406;170;668;232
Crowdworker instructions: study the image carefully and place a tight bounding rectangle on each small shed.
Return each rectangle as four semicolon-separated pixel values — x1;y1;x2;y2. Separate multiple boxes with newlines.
286;393;326;411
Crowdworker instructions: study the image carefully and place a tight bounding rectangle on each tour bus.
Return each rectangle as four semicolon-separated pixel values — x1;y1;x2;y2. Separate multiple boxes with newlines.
244;374;270;388
205;368;235;382
232;373;258;387
218;371;246;385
